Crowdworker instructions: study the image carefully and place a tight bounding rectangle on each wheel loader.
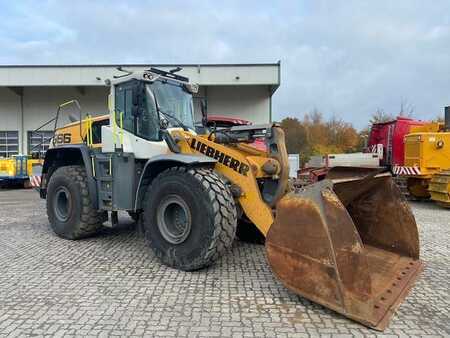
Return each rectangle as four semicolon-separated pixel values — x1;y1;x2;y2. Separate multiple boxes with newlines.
36;67;423;330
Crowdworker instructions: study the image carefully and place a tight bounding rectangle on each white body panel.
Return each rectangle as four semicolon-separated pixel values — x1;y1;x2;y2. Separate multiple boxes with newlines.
288;154;300;178
307;152;381;168
101;126;169;159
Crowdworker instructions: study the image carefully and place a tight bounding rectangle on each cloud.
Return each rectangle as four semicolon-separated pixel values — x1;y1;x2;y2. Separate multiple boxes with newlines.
0;0;449;128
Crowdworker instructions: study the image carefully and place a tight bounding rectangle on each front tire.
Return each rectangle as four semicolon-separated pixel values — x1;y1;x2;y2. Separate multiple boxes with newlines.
141;166;237;271
46;165;103;239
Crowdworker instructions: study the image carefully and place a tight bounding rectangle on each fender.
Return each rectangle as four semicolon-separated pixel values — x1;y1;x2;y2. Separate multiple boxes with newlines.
134;153;216;211
40;145;98;209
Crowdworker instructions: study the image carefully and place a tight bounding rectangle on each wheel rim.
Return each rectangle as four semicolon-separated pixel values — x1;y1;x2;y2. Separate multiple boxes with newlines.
157;195;192;244
54;186;72;222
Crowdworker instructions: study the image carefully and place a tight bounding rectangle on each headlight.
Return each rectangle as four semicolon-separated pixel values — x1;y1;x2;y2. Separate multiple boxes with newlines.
262;159;280;175
184;83;199;94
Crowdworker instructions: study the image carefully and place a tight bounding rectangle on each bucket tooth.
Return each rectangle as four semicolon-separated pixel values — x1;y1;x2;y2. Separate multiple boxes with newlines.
266;176;423;330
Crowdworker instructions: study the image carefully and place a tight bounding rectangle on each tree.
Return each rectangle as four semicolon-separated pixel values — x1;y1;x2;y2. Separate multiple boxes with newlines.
326;116;360;153
399;97;414;117
280;117;309;157
357;128;370;151
304;110;327;145
370;108;394;124
280;110;364;164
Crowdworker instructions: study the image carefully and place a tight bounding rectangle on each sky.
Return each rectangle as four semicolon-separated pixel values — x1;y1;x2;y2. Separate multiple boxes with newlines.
1;0;449;129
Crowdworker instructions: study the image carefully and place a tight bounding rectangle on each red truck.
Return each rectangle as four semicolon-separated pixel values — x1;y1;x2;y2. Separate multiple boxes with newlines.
367;116;428;168
206;115;267;151
297;116;428;187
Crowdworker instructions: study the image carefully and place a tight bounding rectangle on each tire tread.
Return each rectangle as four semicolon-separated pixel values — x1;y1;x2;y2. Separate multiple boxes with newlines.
47;165;103;239
141;166;237;270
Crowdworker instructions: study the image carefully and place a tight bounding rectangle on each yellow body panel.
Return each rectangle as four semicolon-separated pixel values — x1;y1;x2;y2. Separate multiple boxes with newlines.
27;159;44;176
409;122;443;134
53;118;278;235
54;114;109;147
0;157;43;178
173;130;275;235
0;158;16;177
404;132;450;176
404;130;450;204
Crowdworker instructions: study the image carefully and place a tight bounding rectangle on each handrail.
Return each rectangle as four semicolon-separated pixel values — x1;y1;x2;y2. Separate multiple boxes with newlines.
110;109;124;149
89;116;93;146
28;99;82;158
119;111;124;147
54;100;82;140
30;136;53;151
34;116;56;133
29;136;54;158
84;114;94;147
29;116;57;158
84;115;90;146
112;110;117;146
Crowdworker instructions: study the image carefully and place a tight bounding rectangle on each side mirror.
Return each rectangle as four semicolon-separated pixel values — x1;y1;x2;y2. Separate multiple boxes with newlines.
184;83;199;94
201;99;208;126
159;118;169;130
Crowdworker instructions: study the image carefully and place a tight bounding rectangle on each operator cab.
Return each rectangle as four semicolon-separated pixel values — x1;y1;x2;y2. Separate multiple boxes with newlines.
102;68;199;158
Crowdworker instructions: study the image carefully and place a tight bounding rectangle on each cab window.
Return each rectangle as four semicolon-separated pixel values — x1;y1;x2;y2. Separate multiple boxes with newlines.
115;84;135;134
91;119;109;144
114;80;160;141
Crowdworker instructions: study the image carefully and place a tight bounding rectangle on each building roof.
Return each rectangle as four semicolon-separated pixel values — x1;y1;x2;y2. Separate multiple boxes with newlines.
0;63;280;91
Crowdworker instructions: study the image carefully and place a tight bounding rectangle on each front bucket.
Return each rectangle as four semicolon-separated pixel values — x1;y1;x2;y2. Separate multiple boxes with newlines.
266;170;423;330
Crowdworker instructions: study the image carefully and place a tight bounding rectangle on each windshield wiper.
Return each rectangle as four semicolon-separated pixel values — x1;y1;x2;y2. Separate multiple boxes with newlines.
149;87;190;132
158;109;189;131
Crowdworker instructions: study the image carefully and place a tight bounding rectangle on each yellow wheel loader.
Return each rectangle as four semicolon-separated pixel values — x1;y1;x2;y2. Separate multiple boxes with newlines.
37;67;423;330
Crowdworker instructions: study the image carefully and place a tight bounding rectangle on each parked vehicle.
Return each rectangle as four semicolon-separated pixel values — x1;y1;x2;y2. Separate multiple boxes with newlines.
367;116;428;168
206;115;267;151
297;117;430;189
33;68;422;330
0;155;43;188
394;107;450;207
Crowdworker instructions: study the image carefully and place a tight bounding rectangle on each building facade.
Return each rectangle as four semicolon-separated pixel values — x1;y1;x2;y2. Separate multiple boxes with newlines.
0;63;280;156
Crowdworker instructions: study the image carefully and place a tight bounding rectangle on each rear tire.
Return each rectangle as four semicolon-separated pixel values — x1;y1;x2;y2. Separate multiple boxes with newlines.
46;165;103;239
141;166;237;271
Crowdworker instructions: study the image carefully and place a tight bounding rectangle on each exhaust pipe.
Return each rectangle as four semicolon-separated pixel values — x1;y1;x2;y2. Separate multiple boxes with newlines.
445;106;450;132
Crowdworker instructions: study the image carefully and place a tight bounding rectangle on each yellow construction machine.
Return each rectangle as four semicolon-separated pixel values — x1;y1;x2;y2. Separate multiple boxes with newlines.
0;155;43;188
35;67;423;330
395;107;450;207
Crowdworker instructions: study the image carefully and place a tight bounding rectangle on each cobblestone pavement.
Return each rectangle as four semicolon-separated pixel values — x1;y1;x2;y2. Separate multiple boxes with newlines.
0;189;448;337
